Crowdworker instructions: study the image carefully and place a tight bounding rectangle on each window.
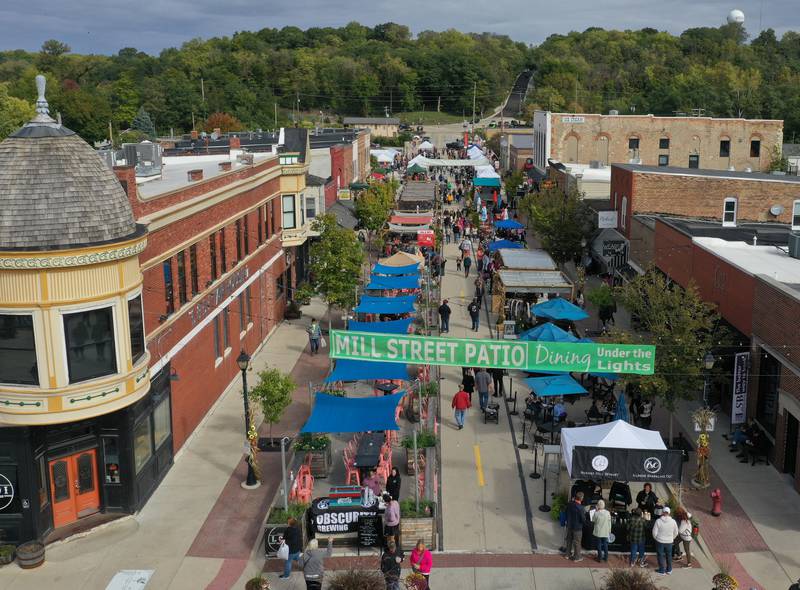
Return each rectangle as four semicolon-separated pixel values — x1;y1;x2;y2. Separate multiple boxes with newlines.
235;219;243;262
133;418;153;474
658;154;669;167
689;154;700;168
37;454;49;506
209;234;218;282
659;137;669;150
128;295;146;364
63;307;117;383
306;195;317;220
102;437;121;484
246;286;253;325
243;215;250;255
219;228;227;273
0;314;38;385
750;139;761;158
213;316;221;359
257;206;264;244
793;200;800;230
723;198;737;226
264;203;271;240
222;307;230;350
720;139;731;158
163;260;174;315
276;274;285;299
282;195;296;229
153;397;172;449
189;245;199;296
620;196;628;230
271;199;279;233
238;294;246;333
628;137;639;150
176;251;187;305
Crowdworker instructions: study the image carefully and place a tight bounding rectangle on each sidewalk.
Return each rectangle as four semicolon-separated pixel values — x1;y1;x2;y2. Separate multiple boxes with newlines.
0;300;328;590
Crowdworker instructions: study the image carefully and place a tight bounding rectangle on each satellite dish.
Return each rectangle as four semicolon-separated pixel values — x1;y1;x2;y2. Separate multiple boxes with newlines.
727;9;745;24
770;204;785;216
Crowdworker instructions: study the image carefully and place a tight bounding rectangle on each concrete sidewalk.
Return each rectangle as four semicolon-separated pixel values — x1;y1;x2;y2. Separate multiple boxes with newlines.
0;300;328;590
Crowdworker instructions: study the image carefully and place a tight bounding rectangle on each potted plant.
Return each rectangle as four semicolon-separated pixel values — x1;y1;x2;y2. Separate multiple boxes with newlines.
0;544;15;566
405;572;428;590
401;429;436;475
327;569;385;590
601;568;664;590
16;540;45;569
399;499;436;551
294;434;332;477
250;368;295;449
244;575;270;590
550;492;568;525
712;571;739;590
325;389;347;397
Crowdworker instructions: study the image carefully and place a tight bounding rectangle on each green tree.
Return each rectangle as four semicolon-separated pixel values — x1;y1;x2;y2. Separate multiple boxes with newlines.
0;83;35;140
614;269;719;442
249;368;295;443
132;106;156;138
522;187;593;265
355;181;396;262
503;170;524;198
767;145;789;172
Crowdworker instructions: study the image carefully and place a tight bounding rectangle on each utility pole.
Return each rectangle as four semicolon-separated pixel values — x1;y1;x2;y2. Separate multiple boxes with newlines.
108;121;113;146
472;81;477;125
390;89;394;114
274;103;278;128
574;78;578;111
437;96;441;113
191;111;196;131
201;77;205;102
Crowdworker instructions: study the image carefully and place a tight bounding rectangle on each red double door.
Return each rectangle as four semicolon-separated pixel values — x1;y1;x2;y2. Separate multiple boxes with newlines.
49;449;101;528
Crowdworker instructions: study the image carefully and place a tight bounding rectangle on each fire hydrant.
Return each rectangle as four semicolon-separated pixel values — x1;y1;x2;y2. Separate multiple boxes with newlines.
711;488;722;517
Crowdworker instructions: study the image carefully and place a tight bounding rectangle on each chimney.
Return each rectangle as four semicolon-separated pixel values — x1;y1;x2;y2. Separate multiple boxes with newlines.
190;129;199;140
230;136;241;149
187;169;204;181
218;161;232;171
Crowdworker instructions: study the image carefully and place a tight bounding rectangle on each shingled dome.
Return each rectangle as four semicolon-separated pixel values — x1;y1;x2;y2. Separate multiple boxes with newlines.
0;76;138;251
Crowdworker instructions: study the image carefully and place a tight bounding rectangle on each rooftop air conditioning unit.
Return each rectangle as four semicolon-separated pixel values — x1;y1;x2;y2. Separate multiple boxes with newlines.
789;233;800;259
609;109;619;116
589;160;602;169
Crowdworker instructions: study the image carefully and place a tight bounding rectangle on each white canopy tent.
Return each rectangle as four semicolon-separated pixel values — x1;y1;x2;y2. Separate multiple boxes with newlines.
408;155;493;168
467;145;484;160
561;420;667;478
475;165;501;178
418;140;434;150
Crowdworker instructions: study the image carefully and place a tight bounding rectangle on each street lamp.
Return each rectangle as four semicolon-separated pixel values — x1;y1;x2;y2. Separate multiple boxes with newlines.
237;350;260;489
702;352;716;407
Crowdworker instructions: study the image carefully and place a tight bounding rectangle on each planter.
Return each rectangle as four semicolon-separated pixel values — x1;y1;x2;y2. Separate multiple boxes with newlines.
399;517;435;551
258;437;293;452
16;541;45;569
303;445;332;478
245;576;270;590
0;545;15;566
405;447;428;476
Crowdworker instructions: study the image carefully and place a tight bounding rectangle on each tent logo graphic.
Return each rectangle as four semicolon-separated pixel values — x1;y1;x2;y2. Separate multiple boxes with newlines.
591;455;609;472
644;457;662;474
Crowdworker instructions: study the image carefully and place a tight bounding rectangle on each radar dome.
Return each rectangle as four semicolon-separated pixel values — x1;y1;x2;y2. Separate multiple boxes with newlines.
727;9;745;24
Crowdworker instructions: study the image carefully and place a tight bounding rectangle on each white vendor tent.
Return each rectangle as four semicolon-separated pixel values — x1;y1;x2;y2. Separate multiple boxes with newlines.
418;140;434;150
561;420;666;478
475;165;501;178
467;145;484;160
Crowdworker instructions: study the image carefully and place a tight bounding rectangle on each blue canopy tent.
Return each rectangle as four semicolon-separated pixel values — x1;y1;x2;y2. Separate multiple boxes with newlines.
525;369;619;381
473;177;501;188
519;322;579;343
487;239;523;252
532;298;589;321
348;318;413;334
301;391;405;433
366;274;421;291
372;263;420;276
325;359;409;382
525;374;588;397
354;295;416;314
494;219;525;230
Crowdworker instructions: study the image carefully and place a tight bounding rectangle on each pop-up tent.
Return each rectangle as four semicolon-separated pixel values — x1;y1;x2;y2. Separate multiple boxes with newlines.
473;177;501;188
494;219;525;230
519;322;579;343
560;420;682;482
348;318;414;334
533;297;589;321
300;391;405;433
365;274;420;291
525;374;587;397
354;295;416;314
418;140;434;150
379;251;425;267
325;359;409;382
487;239;523;252
372;263;420;276
406;163;428;175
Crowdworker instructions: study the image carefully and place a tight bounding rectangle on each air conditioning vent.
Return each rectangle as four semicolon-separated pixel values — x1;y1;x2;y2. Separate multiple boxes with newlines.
788;232;800;259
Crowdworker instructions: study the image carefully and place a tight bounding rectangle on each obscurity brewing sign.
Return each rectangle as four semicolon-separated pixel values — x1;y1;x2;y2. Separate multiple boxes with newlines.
330;330;656;375
731;352;750;425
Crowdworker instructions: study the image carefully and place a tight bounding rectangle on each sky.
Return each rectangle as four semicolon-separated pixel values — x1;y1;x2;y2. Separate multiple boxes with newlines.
0;0;796;55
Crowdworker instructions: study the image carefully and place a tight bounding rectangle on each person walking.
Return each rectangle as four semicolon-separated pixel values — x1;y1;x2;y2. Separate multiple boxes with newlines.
383;493;401;546
564;491;586;562
386;467;401;503
300;537;333;590
652;506;679;576
462;368;475;403
463;254;472;277
475;367;493;412
674;507;694;568
280;517;303;578
307;318;322;355
592;499;612;562
410;539;433;589
490;367;505;398
474;278;485;308
381;541;404;590
468;298;480;331
627;508;648;567
438;299;451;333
452;383;471;429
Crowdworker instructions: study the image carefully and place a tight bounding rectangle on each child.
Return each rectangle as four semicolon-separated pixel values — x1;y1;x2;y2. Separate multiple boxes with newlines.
456;256;462;272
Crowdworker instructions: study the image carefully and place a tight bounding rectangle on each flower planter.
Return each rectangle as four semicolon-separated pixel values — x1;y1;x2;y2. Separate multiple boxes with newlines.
0;545;15;566
399;516;435;551
405;447;428;476
303;445;332;478
16;540;45;569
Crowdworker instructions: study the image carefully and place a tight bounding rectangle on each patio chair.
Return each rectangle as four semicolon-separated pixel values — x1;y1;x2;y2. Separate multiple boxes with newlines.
345;458;361;486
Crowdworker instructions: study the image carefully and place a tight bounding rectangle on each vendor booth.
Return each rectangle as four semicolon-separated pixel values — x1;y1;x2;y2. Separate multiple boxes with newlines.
496;248;557;271
493;269;574;315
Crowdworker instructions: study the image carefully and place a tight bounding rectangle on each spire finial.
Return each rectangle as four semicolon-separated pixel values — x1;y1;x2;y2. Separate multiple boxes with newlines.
35;74;49;115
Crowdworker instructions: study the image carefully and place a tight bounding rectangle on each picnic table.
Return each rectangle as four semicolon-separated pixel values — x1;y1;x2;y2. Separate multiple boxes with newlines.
353;432;385;471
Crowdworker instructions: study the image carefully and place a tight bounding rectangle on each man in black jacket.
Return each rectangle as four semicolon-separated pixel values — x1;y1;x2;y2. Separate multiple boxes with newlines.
564;492;586;562
438;299;452;333
381;540;404;590
468;299;480;331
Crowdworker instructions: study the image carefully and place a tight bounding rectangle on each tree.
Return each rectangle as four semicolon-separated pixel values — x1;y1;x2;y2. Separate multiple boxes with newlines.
522;187;594;265
40;39;71;57
204;111;243;133
766;145;788;172
503;170;524;199
614;269;719;442
0;84;35;140
132;106;156;138
249;368;295;443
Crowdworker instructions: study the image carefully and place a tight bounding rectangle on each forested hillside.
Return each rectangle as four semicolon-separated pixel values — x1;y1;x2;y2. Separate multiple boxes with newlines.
527;24;800;138
0;23;529;142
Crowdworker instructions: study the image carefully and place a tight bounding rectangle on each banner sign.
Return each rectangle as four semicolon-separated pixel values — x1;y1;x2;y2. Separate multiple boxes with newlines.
308;496;380;535
597;210;618;229
731;352;750;425
572;446;683;482
330;330;655;375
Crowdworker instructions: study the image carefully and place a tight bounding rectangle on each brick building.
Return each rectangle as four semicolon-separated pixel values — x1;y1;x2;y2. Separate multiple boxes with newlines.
532;111;783;174
342;117;400;138
610;164;800;238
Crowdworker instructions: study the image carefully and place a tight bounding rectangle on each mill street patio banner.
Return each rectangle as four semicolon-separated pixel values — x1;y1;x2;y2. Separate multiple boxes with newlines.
330;330;655;375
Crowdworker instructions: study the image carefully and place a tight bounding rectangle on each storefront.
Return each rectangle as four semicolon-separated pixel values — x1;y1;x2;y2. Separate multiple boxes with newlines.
590;228;629;278
0;367;173;544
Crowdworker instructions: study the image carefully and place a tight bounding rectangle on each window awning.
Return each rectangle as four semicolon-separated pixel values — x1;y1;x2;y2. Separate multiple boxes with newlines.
348;318;414;334
300;391;405;433
354;295;416;314
325;359;410;382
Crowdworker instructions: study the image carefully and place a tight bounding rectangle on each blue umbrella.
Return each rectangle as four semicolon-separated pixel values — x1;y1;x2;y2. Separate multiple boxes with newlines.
533;298;590;321
494;219;525;230
519;322;579;343
525;374;588;397
614;392;629;422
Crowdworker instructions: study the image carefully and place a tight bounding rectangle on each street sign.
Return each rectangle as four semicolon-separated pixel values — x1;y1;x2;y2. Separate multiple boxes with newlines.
330;330;655;375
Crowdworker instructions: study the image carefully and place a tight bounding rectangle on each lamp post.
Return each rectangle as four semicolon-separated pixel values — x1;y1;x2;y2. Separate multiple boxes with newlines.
703;352;716;408
237;350;260;489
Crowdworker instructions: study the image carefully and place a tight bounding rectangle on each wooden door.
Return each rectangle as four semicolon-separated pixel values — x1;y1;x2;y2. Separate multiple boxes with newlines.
49;449;101;528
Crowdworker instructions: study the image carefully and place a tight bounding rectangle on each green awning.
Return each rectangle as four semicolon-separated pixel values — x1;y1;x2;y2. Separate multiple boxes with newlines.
349;182;370;190
406;164;427;175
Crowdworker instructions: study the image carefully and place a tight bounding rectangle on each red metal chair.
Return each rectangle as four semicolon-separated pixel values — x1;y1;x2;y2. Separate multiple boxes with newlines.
345;458;361;486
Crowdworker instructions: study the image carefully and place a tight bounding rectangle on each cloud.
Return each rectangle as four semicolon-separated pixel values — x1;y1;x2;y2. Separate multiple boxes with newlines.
0;0;795;54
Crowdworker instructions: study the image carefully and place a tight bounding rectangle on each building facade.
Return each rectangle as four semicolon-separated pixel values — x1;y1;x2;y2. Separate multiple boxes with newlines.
533;111;783;174
342;117;400;138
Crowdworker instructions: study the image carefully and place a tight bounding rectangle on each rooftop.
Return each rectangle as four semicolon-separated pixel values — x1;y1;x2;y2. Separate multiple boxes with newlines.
652;215;793;247
508;135;534;149
543;111;782;123
613;163;800;184
692;237;800;287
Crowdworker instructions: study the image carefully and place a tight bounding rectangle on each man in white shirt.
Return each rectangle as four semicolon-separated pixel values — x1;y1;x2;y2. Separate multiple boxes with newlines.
651;506;679;576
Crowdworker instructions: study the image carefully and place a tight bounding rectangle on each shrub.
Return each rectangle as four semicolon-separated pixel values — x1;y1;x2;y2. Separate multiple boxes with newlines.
294;434;331;451
327;569;385;590
399;498;435;518
419;382;439;397
601;568;666;590
401;429;436;449
267;502;308;523
550;492;568;522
